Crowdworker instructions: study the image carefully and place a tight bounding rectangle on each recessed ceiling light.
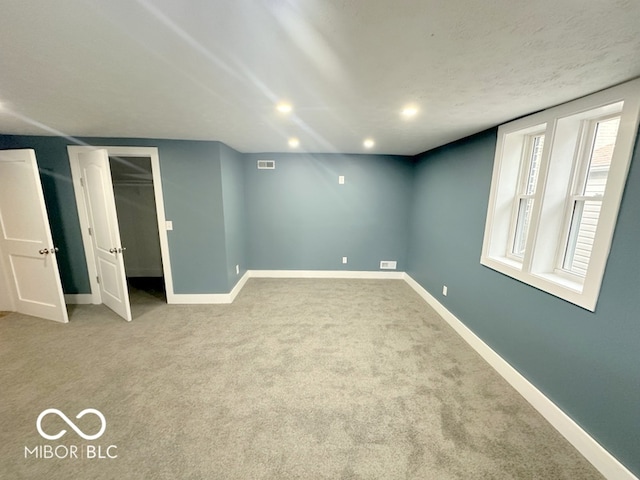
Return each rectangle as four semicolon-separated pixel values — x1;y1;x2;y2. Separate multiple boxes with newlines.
288;137;300;148
401;106;418;118
277;102;293;113
363;138;375;149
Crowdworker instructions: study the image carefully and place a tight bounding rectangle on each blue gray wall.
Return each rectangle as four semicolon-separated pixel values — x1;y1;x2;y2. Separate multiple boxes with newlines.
144;139;228;294
244;153;413;271
407;128;640;475
220;143;247;288
0;135;234;294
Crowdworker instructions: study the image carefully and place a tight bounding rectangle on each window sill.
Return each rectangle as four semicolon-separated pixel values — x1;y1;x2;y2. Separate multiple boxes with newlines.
533;272;583;293
483;255;523;272
481;254;595;311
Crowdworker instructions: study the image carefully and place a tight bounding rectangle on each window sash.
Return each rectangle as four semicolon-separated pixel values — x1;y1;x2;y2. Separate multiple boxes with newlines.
556;114;619;277
561;197;603;277
507;133;544;260
571;114;619;197
510;195;535;258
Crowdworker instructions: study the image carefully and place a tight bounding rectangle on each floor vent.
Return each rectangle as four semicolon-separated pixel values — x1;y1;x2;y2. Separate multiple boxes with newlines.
380;261;397;270
257;160;275;170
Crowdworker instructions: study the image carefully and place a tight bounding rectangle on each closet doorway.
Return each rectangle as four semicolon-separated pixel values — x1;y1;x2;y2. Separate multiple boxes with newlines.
68;146;174;320
111;156;167;307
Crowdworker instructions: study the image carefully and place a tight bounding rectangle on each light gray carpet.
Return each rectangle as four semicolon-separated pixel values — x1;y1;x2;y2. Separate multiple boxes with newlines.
0;279;603;479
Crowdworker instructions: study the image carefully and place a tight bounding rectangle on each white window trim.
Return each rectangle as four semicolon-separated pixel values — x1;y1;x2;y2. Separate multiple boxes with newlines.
481;79;640;311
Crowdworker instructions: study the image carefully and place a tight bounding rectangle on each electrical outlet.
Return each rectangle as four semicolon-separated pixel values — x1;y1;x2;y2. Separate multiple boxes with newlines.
235;265;239;275
338;175;345;184
342;256;348;264
442;285;448;296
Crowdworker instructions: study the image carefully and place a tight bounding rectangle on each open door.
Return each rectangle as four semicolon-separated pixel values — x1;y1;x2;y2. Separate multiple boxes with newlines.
0;150;68;323
78;149;132;321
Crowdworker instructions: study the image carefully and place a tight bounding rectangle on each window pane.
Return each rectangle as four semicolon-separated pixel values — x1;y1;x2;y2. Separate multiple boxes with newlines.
583;117;620;196
512;198;534;257
563;200;602;276
525;135;544;195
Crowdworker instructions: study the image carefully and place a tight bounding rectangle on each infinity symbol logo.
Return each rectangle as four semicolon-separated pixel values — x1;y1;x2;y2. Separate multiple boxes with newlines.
36;409;106;441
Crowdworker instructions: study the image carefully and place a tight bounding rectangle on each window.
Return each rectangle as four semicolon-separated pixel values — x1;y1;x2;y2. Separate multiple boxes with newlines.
561;116;619;277
510;133;544;258
481;79;640;311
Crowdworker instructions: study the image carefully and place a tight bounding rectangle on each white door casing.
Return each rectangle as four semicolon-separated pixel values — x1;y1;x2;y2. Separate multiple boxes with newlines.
77;149;132;321
0;251;13;311
0;149;68;323
68;146;174;306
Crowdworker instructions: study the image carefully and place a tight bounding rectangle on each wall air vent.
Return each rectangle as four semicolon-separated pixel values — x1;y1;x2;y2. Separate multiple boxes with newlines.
380;261;397;270
257;160;276;170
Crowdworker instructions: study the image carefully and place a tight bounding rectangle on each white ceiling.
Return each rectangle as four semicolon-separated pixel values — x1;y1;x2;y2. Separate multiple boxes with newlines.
1;0;639;156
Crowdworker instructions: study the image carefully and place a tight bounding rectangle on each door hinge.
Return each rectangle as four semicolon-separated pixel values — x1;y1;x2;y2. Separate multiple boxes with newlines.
88;227;92;236
96;275;100;284
80;177;85;187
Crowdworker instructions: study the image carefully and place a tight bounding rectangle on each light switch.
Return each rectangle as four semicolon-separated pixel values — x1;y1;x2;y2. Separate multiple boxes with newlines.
338;176;345;184
166;221;173;231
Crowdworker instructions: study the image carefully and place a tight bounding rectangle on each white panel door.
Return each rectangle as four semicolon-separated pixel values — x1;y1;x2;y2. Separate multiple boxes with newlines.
78;149;132;321
0;150;68;323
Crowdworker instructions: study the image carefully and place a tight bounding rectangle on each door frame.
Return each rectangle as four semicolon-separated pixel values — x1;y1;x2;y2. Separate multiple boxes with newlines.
68;146;175;304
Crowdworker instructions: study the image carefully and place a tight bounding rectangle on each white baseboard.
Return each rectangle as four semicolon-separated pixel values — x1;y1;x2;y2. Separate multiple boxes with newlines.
229;271;249;302
64;294;93;305
166;270;400;305
167;272;250;305
169;293;233;304
247;269;405;279
402;274;636;480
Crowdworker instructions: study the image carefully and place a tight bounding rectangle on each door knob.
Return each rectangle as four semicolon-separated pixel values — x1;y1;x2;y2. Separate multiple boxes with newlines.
51;247;59;253
118;247;127;253
39;248;49;255
109;248;117;254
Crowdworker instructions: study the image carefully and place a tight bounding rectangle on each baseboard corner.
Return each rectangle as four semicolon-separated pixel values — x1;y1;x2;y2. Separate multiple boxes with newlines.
229;271;250;302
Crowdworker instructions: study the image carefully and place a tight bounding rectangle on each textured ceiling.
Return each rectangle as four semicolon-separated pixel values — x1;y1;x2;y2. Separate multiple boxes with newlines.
0;0;639;155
